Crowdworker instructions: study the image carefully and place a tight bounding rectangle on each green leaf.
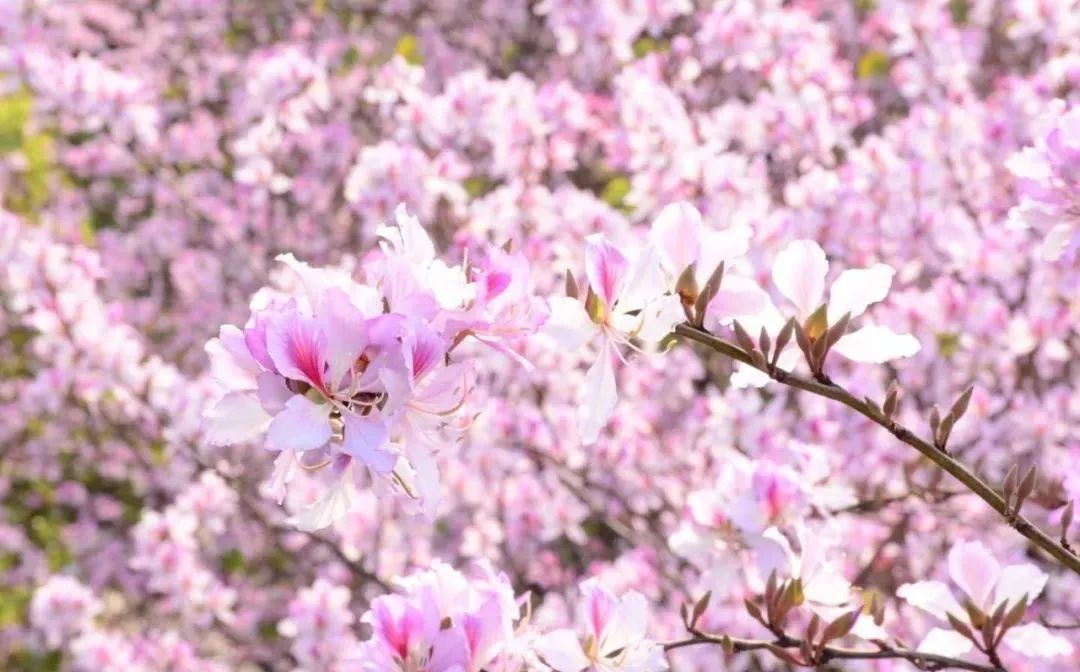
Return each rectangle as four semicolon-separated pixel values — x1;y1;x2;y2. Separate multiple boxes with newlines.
857;51;891;79
600;175;632;212
395;34;423;66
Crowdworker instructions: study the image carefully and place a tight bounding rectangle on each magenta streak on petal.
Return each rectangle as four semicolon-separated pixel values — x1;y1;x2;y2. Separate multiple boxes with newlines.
288;324;327;393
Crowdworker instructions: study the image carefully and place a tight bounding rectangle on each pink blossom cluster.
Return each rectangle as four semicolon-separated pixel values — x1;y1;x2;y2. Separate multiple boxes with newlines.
204;205;546;528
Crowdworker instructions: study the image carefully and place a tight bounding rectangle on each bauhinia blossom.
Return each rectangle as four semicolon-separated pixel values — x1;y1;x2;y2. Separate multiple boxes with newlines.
202;206;546;528
545;234;682;444
897;540;1073;659
533;578;669;672
770;239;921;364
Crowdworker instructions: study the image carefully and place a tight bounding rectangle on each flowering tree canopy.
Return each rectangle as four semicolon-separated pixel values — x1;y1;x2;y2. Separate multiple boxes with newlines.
1;1;1079;671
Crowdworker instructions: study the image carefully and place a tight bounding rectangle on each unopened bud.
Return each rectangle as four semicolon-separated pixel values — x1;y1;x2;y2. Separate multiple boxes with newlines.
733;320;756;354
1003;464;1019;508
1062;501;1074;545
950;385;974;421
929;405;942;439
759;327;771;361
1016;465;1038;514
883;382;899;420
773;318;796;367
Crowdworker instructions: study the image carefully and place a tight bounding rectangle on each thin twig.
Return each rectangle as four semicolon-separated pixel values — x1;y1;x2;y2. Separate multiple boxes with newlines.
675;323;1080;577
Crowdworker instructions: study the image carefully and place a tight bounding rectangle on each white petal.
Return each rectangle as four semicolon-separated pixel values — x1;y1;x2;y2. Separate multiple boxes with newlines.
897;581;964;621
204;391;271;446
533;629;589;671
707;275;770;324
917;628;974;657
698;225;751;271
544;296;595;352
265;395;332;452
1002;623;1074;658
828;264;894;320
831;325;920;363
578;341;617;445
603;592;649;654
992;564;1048;609
772;240;828;318
290;471;356;531
948;540;1001;609
1040;223;1072;261
633;295;684;343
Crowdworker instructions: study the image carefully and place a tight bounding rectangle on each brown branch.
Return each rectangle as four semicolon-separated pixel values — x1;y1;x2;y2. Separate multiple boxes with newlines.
674;323;1080;577
664;630;1006;672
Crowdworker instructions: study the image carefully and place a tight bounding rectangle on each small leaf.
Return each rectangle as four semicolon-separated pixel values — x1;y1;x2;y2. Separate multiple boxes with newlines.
822;609;860;643
947;612;976;641
566;270;580;299
1001;596;1028;632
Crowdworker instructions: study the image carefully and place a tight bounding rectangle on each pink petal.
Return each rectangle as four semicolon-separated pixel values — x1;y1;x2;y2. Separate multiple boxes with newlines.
649;201;702;276
772;240;828;318
318;288;368;389
579;578;618;639
948;540;1001;608
584;234;630;308
267;310;328;392
342;413;395;473
265;394;332;452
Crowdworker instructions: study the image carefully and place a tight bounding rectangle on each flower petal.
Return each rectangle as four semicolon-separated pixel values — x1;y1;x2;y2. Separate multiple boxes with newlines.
649;201;702;276
266;394;332;452
1040;223;1072;261
897;581;964;621
831;325;921;363
204;391;271;446
290;470;356;531
533;629;589;672
584;234;630;307
578;340;617;445
992;564;1048;609
948;540;1001;609
544;296;595;352
828;264;894;320
343;413;395;472
917;628;974;657
1002;623;1074;658
772;240;828;318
